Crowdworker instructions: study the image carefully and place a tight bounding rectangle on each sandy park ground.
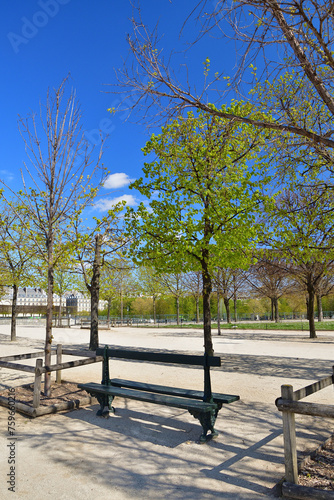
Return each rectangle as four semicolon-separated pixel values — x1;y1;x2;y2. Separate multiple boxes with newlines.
0;323;333;499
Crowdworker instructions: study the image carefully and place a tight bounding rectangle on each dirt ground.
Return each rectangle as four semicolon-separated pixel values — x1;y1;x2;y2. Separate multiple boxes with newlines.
298;437;334;490
0;324;334;499
0;380;89;407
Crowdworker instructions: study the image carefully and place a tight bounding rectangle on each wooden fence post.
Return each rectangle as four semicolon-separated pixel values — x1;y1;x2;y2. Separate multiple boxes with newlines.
33;359;43;408
281;384;298;484
56;344;62;384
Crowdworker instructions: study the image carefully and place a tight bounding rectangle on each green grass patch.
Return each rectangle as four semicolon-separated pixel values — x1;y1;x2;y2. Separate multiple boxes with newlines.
214;322;334;331
137;321;334;331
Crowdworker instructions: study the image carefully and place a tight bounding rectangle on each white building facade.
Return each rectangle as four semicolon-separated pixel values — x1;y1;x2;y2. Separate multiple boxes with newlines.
0;288;107;313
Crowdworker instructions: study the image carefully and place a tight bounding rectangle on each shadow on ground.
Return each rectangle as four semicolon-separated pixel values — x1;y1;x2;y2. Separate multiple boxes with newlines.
10;398;333;500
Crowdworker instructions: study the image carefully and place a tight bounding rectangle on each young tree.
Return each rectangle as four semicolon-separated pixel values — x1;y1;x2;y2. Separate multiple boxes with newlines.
316;271;334;322
72;204;127;349
158;272;185;326
100;264;120;323
51;266;80;326
1;78;105;395
183;271;203;323
0;201;37;340
136;265;166;323
212;267;247;328
247;254;293;322
125;107;272;354
103;257;135;324
267;185;334;337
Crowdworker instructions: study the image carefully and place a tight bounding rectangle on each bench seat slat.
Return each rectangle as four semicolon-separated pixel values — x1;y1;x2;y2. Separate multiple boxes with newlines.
109;378;240;404
95;348;221;367
78;382;217;412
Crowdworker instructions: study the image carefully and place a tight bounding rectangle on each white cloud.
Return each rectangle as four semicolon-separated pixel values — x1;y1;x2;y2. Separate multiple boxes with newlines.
103;172;135;189
0;169;14;182
94;194;137;211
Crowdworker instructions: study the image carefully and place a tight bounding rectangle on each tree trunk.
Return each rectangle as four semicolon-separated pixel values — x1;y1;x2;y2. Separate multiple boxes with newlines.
273;297;279;323
176;296;180;325
317;294;323;322
196;297;200;323
271;298;274;321
305;296;309;320
224;297;231;324
90;234;101;350
202;263;213;355
107;297;111;322
217;291;221;335
58;294;63;326
120;289;123;324
233;293;237;322
10;283;18;341
307;285;317;339
45;234;54;397
153;295;156;324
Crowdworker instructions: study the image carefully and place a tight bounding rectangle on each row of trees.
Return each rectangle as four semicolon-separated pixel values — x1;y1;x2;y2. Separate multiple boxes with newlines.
2;254;332;327
1;84;333;371
109;0;334;352
103;263;334;328
122;111;334;345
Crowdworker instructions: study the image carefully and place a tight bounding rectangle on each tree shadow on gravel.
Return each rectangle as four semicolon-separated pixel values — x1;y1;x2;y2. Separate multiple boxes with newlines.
11;397;332;499
152;328;334;343
96;343;333;382
217;353;333;380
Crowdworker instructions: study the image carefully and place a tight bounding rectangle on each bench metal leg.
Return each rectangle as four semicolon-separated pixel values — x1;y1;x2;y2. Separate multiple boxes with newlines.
189;404;222;443
188;409;216;443
94;393;115;418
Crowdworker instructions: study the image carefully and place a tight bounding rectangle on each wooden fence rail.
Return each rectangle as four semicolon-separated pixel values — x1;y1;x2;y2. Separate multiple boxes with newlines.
0;344;103;412
275;367;334;488
0;361;36;373
38;356;103;375
0;351;45;362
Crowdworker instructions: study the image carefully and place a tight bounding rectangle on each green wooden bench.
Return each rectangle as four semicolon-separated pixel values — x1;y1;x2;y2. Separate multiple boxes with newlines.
78;345;240;443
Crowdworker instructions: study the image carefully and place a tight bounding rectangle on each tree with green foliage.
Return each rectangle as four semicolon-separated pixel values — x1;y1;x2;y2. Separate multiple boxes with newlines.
135;265;166;323
158;272;185;326
100;264;120;323
0;201;37;340
47;265;81;326
266;185;334;338
212;267;247;329
72;203;127;349
113;1;334;156
0;201;38;341
315;269;334;322
125;107;272;354
100;256;135;324
249;69;334;191
247;254;293;323
183;271;203;323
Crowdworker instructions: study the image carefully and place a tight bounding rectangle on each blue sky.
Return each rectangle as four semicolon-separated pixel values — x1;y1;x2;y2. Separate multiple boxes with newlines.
1;0;236;216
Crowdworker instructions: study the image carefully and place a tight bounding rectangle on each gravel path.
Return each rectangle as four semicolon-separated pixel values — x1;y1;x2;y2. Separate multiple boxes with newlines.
0;324;333;499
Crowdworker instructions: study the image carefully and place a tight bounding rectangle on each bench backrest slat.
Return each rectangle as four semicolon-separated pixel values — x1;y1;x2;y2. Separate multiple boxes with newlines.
96;347;221;367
